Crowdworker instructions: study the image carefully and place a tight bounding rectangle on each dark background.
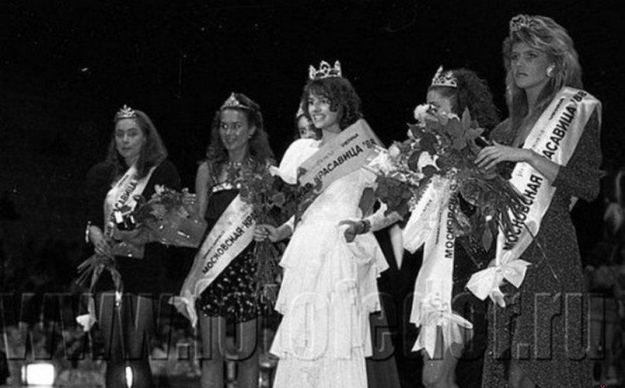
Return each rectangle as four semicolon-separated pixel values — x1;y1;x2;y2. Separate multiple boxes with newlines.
1;0;623;293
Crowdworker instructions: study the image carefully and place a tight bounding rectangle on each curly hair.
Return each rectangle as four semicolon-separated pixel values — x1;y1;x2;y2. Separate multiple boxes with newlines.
502;14;583;133
300;76;363;130
105;109;168;180
205;92;274;167
428;68;500;132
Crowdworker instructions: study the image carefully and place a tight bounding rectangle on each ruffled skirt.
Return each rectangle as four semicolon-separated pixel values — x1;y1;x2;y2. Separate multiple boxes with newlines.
270;217;388;388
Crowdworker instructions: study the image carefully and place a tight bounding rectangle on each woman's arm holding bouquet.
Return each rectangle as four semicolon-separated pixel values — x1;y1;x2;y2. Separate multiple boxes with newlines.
254;220;293;243
339;204;403;243
475;142;560;182
88;224;112;257
195;161;212;219
84;164;113;257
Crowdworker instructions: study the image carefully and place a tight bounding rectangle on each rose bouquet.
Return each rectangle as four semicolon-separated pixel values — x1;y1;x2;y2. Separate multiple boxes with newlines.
371;104;526;252
238;163;299;306
76;186;206;294
131;185;207;249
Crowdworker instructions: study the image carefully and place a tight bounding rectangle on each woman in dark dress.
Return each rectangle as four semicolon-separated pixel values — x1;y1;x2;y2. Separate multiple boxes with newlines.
192;93;274;388
417;67;500;388
474;14;603;387
84;105;181;388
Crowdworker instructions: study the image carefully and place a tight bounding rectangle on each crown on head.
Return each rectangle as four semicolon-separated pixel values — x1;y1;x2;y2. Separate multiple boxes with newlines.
509;14;539;33
220;92;250;110
430;66;457;88
309;60;342;80
115;105;137;120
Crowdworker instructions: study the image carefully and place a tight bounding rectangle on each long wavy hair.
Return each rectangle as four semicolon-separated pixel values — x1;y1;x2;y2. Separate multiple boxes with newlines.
503;14;583;135
428;68;500;132
300;76;363;130
105;109;168;180
205;92;274;168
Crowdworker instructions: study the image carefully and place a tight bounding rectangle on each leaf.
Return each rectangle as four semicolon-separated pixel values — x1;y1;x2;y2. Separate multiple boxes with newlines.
376;184;389;198
452;136;466;151
422;165;438;178
461;108;473;132
419;133;438;154
436;156;452;170
445;117;463;138
408;123;424;139
407;151;422;172
481;228;493;251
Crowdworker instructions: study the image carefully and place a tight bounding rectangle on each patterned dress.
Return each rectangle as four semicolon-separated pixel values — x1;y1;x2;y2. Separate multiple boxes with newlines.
482;110;602;387
196;182;264;323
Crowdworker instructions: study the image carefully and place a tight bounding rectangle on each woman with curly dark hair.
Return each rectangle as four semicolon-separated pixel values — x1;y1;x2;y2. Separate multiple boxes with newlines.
254;61;393;388
190;92;274;388
415;66;500;388
427;67;500;133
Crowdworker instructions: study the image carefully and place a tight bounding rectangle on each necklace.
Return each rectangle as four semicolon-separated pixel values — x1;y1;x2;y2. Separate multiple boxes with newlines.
227;160;243;169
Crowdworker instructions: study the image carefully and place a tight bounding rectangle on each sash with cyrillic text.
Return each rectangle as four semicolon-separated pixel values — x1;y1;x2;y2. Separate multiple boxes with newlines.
104;164;157;237
467;87;600;305
171;194;255;327
402;176;473;357
295;119;383;224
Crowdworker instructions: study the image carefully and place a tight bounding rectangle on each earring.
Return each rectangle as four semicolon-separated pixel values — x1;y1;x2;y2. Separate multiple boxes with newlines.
546;65;555;77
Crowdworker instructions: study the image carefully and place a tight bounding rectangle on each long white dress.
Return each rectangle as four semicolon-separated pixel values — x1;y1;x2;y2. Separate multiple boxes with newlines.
271;138;388;388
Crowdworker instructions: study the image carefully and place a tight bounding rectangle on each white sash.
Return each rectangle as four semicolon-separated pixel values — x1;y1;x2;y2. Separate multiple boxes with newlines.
171;194;255;327
402;176;473;357
467;87;601;305
295;120;382;223
103;164;157;237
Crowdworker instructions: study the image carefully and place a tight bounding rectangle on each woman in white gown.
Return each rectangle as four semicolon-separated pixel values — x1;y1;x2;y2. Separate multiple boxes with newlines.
254;61;392;388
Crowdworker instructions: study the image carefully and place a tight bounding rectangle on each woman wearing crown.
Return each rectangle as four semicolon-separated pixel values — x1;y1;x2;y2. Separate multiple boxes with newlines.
468;14;602;387
83;106;181;388
174;92;275;388
254;61;396;388
409;66;500;388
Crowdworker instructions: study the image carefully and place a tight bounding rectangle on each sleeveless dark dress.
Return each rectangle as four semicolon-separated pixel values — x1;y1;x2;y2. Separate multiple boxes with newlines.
196;186;263;323
451;195;492;388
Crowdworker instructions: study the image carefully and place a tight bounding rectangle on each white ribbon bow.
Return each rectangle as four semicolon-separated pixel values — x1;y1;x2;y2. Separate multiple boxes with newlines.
170;292;198;328
76;297;97;332
466;259;531;307
412;294;473;358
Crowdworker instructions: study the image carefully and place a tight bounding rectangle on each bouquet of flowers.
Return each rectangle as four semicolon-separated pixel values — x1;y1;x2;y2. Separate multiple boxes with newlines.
131;185;207;249
371;104;526;252
76;186;206;292
238;162;299;306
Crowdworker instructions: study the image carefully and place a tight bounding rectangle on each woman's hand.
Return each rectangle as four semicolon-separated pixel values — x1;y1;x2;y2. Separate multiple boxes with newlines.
339;219;370;243
88;225;112;257
111;227;152;245
181;188;197;213
475;141;531;171
254;224;291;243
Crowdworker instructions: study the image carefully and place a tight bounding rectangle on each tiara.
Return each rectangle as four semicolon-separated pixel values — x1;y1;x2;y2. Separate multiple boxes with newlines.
115;105;137;120
509;14;539;33
220;93;250;110
430;66;457;88
309;60;342;80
